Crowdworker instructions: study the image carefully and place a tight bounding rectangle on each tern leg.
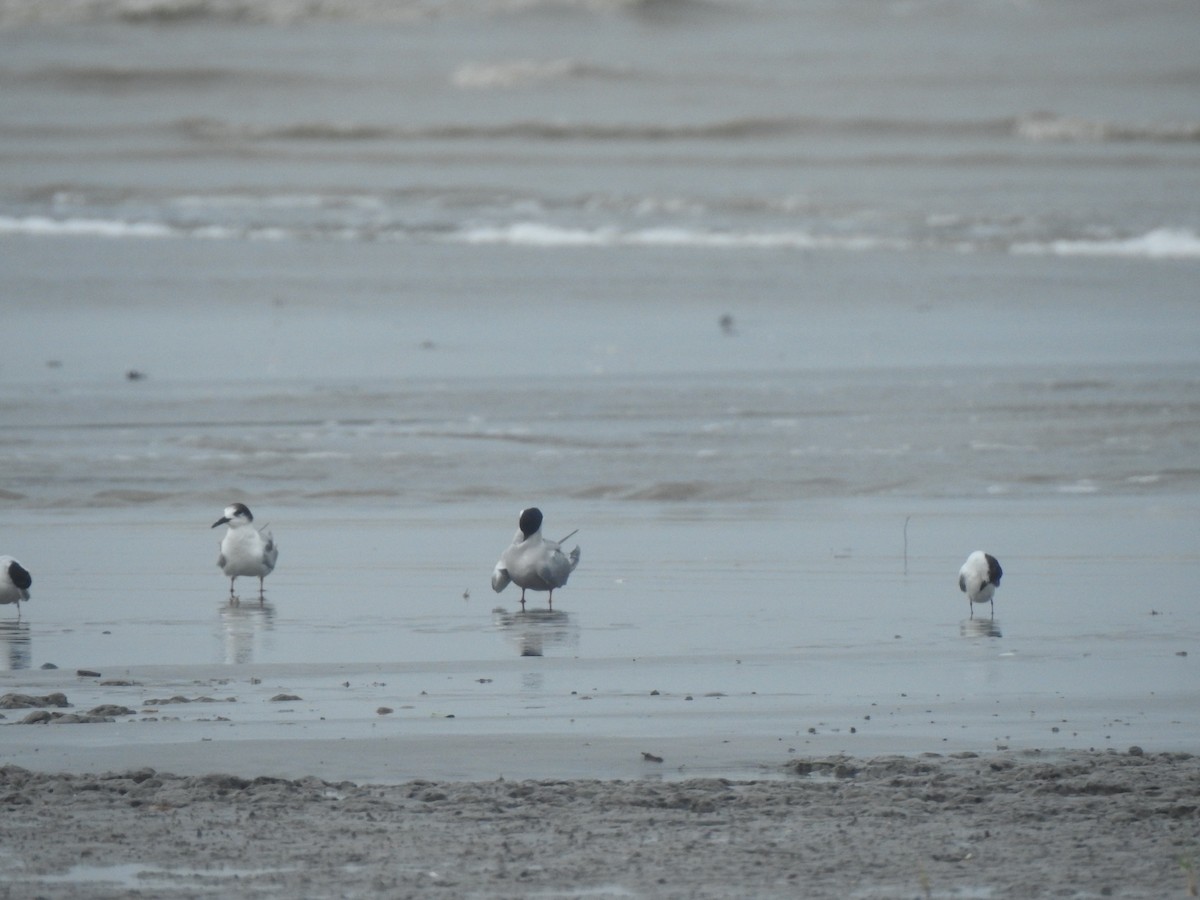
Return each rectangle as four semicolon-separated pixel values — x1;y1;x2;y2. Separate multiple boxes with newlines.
519;588;526;612
548;590;554;610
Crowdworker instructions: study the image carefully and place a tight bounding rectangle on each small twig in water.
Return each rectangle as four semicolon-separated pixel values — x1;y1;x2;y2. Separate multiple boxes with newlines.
917;863;932;900
1181;855;1198;897
903;515;912;576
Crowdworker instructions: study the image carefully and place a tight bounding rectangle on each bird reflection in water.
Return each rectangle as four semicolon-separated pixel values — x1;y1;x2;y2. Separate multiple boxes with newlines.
0;620;31;670
492;607;579;657
219;599;277;665
960;617;1002;639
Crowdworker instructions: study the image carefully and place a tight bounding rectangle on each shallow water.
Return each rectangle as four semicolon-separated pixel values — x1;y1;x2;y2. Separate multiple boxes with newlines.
2;496;1197;777
6;498;1198;672
1;0;1197;776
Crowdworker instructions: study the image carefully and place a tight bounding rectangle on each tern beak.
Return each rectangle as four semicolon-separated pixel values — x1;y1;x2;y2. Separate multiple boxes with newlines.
211;517;230;529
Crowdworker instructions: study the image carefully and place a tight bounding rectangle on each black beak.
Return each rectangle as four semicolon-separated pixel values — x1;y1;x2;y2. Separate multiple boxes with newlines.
211;517;229;529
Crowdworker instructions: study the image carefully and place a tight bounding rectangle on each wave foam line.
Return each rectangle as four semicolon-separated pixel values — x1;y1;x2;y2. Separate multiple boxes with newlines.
448;222;909;251
0;215;176;239
1012;228;1200;260
6;214;1196;261
0;215;306;241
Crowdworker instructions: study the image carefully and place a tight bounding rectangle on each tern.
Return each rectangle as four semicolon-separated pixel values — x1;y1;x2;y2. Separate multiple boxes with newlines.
959;550;1002;619
0;556;32;618
212;503;278;602
491;507;580;611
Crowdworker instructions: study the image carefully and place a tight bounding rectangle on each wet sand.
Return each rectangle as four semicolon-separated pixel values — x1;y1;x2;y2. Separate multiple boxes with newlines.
1;497;1197;895
2;629;1198;899
1;749;1196;899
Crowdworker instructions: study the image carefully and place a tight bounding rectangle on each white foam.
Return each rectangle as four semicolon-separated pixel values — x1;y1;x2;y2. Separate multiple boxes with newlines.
1012;228;1200;260
0;215;176;239
453;222;614;247
448;222;907;252
191;225;242;240
4;211;1192;262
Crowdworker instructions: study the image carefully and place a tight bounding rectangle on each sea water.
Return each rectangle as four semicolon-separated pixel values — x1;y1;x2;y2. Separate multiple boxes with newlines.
0;0;1197;762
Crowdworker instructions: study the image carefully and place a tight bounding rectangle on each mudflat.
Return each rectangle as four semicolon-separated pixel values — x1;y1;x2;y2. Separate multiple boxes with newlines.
2;749;1196;899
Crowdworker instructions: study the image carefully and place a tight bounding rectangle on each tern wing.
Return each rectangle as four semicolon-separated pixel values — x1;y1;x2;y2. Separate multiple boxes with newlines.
257;525;278;570
491;562;511;593
537;546;577;590
985;554;1002;586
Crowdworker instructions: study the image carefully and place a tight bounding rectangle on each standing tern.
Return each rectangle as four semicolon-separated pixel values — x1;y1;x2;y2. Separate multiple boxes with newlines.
491;507;580;611
0;556;32;618
212;503;278;602
958;550;1002;619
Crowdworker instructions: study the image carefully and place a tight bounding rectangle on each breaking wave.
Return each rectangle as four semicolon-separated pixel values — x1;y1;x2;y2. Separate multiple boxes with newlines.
4;211;1197;260
1011;228;1200;260
0;215;176;239
0;214;908;251
448;222;910;252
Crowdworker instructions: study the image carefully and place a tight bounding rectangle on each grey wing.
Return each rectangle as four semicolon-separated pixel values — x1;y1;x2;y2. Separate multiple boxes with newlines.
261;530;279;572
491;561;511;592
537;547;576;590
958;573;967;592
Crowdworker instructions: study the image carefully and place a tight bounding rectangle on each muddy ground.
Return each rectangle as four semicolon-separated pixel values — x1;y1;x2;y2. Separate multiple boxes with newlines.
1;749;1197;898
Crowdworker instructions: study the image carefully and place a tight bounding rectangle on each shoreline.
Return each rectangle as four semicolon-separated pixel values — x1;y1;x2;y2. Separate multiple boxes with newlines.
4;652;1197;785
2;749;1196;899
